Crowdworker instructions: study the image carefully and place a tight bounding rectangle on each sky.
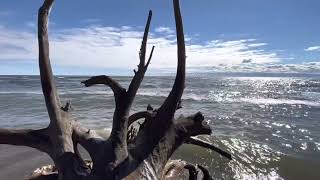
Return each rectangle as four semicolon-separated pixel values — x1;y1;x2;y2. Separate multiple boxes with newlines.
0;0;319;75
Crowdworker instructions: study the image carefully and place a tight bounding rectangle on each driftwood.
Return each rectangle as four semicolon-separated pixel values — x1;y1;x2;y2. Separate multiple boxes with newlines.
0;0;231;179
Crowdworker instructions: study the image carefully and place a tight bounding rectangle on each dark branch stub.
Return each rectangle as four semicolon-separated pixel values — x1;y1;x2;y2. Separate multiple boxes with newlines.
184;163;198;180
186;137;232;160
61;101;71;112
145;46;155;68
198;165;214;180
0;0;230;179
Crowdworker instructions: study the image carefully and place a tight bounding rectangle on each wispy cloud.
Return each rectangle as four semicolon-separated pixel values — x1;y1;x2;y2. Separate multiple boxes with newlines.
25;21;36;29
186;62;320;74
0;26;37;60
82;18;102;24
0;24;285;72
304;46;320;52
154;26;175;34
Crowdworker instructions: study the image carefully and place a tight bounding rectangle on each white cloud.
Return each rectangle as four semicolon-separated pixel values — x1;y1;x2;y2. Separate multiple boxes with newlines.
154;26;174;34
304;46;320;52
0;24;283;71
204;62;320;73
247;43;267;47
0;26;37;60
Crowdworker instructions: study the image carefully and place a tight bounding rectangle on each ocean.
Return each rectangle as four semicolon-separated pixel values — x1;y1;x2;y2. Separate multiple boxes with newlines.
0;74;319;179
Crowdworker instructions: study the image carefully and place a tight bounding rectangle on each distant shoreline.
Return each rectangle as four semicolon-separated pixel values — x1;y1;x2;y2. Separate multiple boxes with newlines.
0;72;319;77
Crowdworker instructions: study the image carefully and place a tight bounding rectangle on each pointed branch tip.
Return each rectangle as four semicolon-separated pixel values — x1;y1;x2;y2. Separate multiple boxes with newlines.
145;46;155;68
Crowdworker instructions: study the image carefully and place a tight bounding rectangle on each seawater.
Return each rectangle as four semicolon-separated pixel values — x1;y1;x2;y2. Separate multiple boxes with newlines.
0;74;319;179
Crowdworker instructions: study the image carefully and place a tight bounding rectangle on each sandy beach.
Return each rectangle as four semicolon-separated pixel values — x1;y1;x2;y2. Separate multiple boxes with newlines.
0;145;52;179
0;144;93;180
1;144;320;179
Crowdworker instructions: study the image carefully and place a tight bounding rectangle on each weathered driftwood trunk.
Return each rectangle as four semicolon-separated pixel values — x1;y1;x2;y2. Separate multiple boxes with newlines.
0;0;231;179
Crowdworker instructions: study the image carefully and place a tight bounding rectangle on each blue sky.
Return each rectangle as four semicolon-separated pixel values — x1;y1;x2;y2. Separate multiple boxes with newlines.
0;0;319;75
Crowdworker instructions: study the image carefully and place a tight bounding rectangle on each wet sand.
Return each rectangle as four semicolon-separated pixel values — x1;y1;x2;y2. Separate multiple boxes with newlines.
1;144;320;180
0;145;52;179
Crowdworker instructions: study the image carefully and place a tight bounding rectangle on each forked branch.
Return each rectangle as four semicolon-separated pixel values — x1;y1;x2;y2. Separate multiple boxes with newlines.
138;10;153;68
79;10;156;174
127;10;154;100
105;10;155;170
0;0;59;158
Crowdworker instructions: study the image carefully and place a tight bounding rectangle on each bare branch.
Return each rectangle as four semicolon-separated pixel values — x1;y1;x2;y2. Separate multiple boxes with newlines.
81;75;125;99
0;128;50;152
128;111;227;161
38;0;62;124
128;111;153;126
145;46;155;69
127;10;153;100
127;5;187;165
186;137;232;160
101;12;154;167
38;3;89;178
158;0;186;117
139;10;152;68
38;0;79;160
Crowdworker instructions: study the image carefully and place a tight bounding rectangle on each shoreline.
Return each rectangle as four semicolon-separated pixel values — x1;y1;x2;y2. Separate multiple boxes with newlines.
1;144;320;179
